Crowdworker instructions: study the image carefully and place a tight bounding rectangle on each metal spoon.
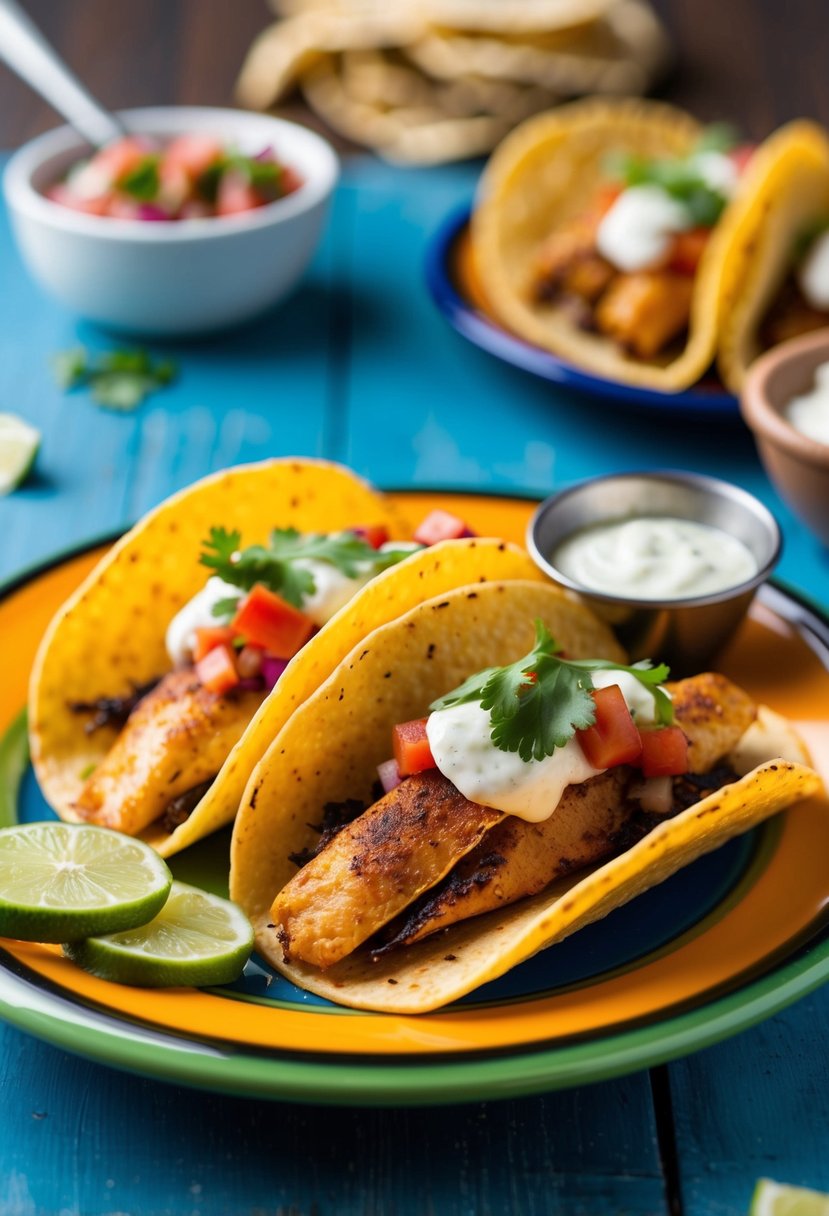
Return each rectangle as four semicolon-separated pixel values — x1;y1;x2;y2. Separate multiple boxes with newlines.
0;0;125;146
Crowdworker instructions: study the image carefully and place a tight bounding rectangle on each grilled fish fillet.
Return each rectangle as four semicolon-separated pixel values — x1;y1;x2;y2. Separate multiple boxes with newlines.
273;673;756;968
73;669;265;835
272;769;503;970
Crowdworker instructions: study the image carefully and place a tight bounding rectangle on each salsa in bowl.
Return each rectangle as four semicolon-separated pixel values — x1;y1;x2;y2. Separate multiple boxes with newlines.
3;107;338;335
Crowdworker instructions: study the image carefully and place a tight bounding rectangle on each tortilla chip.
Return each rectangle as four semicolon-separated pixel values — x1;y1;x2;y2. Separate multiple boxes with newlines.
407;1;670;96
229;579;821;1013
230;579;626;926
472;98;748;391
715;121;829;392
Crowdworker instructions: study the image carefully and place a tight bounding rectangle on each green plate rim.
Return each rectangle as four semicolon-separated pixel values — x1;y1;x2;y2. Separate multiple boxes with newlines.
1;510;828;1107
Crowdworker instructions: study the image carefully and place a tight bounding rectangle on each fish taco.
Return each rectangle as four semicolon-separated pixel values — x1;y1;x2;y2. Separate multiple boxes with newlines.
29;459;543;857
472;98;758;390
230;579;820;1013
715;120;829;391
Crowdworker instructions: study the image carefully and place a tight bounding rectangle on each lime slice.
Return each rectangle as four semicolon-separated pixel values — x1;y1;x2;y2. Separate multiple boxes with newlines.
0;823;171;942
64;881;254;987
0;413;41;495
751;1180;829;1216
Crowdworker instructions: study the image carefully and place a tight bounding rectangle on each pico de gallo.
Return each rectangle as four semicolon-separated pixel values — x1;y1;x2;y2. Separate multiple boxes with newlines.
45;133;303;222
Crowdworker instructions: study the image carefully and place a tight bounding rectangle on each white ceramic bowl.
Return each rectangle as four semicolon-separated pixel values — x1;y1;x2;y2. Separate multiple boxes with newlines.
2;106;339;335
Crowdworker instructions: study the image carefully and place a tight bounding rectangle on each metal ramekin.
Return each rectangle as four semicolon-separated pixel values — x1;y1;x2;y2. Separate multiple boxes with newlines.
526;470;782;674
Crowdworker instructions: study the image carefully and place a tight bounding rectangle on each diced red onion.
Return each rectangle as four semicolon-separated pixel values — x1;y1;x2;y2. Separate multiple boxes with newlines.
253;146;277;162
262;656;289;691
377;757;402;793
136;204;170;222
237;676;265;692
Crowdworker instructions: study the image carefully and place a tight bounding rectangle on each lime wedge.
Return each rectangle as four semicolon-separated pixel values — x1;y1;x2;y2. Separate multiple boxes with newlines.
0;823;171;942
64;881;254;987
0;413;41;495
751;1180;829;1216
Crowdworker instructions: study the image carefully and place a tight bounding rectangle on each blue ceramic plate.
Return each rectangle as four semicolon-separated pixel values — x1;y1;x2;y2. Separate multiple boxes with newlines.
425;205;740;418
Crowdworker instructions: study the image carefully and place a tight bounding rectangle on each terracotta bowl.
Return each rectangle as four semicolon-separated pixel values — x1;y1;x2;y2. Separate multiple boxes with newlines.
741;328;829;547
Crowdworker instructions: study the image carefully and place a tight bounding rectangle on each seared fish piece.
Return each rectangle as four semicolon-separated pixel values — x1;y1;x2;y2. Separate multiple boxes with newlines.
73;669;265;835
274;673;756;967
382;676;757;949
666;673;756;773
382;769;632;950
272;769;503;970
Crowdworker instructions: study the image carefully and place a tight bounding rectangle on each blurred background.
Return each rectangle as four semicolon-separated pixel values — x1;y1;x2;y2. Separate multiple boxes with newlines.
0;0;826;150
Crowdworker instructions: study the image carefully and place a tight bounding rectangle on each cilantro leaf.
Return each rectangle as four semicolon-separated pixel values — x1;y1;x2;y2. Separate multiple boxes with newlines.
197;527;417;611
694;123;738;154
120;155;161;201
51;346;178;412
604;141;729;229
430;620;673;761
211;596;242;623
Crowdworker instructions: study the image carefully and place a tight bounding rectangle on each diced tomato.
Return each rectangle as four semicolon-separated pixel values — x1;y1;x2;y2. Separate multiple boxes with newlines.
195;644;239;695
576;685;643;769
667;227;711;275
231;584;314;659
193;625;235;662
593;184;623;218
217;171;263;216
281;166;303;195
728;144;756;175
392;717;436;777
353;524;390;549
638;726;689;778
163;134;225;181
413;511;475;546
93;137;150;186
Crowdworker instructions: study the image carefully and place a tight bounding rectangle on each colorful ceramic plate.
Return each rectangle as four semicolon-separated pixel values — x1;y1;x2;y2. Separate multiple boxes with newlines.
1;492;827;1106
425;207;740;418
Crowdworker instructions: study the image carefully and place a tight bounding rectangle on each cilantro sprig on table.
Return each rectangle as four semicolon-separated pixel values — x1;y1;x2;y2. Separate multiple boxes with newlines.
430;621;672;763
52;347;177;412
604;125;739;229
200;526;418;618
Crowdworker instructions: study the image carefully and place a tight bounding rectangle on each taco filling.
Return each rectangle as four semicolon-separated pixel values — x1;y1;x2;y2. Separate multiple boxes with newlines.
760;221;829;349
529;132;751;360
68;519;459;835
272;622;758;970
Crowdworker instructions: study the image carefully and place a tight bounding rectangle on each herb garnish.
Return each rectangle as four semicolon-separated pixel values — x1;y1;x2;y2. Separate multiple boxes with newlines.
120;155;161;201
430;621;672;763
52;347;177;412
605;126;738;229
200;526;418;618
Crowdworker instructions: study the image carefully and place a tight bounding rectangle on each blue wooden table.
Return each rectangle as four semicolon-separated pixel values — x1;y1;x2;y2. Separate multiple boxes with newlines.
1;156;827;1216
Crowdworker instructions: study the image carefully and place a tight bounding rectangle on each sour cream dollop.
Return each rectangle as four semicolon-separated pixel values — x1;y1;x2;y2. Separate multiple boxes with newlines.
798;230;829;311
294;541;421;626
785;359;829;445
596;185;692;273
165;576;240;665
552;517;758;600
426;670;664;823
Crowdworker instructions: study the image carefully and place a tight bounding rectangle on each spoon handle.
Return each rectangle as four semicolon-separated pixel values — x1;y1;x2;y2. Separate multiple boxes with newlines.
0;0;125;147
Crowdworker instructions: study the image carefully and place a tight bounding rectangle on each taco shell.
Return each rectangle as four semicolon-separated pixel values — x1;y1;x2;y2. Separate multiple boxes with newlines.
29;458;542;857
472;98;753;390
230;579;821;1013
715;121;829;392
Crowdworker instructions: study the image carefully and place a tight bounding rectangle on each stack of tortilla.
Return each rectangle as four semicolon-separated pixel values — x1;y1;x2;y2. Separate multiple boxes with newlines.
236;0;671;164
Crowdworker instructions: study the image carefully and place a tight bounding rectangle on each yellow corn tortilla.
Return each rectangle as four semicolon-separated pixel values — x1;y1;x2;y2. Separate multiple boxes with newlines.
229;580;821;1013
29;458;543;857
472;98;757;391
715;121;829;392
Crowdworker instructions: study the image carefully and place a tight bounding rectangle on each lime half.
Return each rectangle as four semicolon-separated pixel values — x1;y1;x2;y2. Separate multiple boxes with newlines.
751;1180;829;1216
0;823;172;942
0;413;40;495
64;881;254;987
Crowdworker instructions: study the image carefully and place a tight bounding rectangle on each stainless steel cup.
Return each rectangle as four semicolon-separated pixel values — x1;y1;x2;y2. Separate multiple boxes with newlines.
527;470;782;675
